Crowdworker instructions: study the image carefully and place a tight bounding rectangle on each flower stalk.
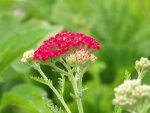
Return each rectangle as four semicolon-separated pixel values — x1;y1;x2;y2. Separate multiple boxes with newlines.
69;71;84;113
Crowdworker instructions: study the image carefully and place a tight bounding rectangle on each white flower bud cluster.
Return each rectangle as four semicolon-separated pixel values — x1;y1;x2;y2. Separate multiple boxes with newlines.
21;50;34;64
66;49;97;65
135;57;150;70
113;79;150;108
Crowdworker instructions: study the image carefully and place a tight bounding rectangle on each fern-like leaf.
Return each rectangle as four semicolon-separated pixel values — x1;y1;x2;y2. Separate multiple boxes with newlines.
30;76;52;86
43;97;65;113
58;74;65;96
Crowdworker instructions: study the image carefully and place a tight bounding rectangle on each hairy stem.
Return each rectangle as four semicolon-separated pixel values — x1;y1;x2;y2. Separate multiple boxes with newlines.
68;71;84;113
76;70;84;113
50;61;84;113
49;84;71;113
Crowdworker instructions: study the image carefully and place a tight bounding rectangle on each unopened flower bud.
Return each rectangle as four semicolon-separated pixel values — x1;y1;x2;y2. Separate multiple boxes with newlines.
66;49;97;65
135;57;150;71
21;50;34;64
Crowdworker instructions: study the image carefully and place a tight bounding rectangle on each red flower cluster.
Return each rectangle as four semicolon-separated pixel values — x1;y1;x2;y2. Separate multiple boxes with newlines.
33;31;100;61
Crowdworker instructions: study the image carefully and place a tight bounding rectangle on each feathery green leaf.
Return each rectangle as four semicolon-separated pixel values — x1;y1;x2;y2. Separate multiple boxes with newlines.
43;97;66;113
30;76;52;86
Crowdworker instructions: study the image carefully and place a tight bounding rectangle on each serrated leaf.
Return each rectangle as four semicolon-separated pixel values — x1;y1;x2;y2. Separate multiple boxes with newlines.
43;97;65;113
58;74;65;96
30;76;52;86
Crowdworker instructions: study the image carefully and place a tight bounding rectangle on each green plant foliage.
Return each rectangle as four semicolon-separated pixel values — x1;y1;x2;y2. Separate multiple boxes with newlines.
43;97;66;113
58;74;65;96
51;0;150;84
0;13;62;112
0;84;52;113
0;0;55;20
0;0;150;113
30;76;52;86
0;14;62;76
113;106;122;113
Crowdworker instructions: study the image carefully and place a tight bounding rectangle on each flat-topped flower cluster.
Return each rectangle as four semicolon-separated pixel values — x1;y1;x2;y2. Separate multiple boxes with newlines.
33;31;100;61
113;79;150;108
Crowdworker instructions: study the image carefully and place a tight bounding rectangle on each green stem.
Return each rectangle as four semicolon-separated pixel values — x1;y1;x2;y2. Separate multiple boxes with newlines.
140;101;150;113
49;85;71;113
50;61;84;113
69;72;84;113
37;66;48;80
137;68;147;80
76;99;84;113
50;63;69;76
77;72;84;113
37;66;71;113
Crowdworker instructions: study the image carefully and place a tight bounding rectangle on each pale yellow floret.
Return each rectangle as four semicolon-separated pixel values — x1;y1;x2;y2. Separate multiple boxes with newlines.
135;57;150;70
66;49;97;65
21;49;34;64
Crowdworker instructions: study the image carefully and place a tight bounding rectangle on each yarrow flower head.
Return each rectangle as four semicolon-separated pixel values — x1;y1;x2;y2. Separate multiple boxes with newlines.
135;57;150;71
113;80;142;108
66;49;97;65
113;79;150;109
21;31;101;113
21;50;34;64
33;31;100;61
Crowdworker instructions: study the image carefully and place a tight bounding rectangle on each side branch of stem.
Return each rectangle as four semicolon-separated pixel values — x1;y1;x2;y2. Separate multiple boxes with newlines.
36;65;71;113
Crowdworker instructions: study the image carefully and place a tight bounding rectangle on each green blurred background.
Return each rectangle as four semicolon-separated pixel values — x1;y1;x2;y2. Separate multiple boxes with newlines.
0;0;150;113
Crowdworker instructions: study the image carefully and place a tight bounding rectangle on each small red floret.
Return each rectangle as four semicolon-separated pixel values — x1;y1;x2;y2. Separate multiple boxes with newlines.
33;31;100;61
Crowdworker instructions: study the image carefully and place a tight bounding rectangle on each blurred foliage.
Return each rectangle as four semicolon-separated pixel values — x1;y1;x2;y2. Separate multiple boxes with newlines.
51;0;150;83
0;0;150;113
0;84;52;113
0;15;60;75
